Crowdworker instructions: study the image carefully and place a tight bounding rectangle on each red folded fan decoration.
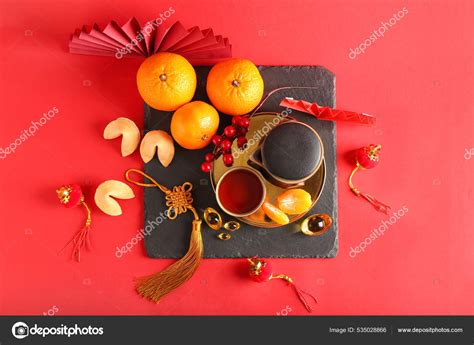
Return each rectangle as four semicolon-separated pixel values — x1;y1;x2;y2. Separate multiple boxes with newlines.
69;18;232;64
280;97;376;125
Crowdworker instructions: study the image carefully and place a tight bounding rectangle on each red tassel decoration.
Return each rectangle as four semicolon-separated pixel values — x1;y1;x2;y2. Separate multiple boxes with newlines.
247;258;318;312
56;184;92;262
349;144;391;214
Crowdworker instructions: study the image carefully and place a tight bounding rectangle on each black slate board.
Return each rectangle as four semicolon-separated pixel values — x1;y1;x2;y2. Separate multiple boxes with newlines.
143;66;338;258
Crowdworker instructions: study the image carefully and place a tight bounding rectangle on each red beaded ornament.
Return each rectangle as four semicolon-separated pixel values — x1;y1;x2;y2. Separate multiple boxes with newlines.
349;144;391;214
56;184;92;262
247;257;318;312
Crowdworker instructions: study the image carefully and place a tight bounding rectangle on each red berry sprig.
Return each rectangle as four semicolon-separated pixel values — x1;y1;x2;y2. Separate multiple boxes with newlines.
201;115;251;172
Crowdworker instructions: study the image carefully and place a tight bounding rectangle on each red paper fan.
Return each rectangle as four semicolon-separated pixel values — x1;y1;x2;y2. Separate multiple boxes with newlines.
69;18;232;64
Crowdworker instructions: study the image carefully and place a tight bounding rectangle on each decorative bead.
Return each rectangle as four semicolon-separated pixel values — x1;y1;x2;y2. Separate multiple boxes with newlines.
220;139;232;151
239;117;250;128
218;233;231;241
237;137;248;149
211;135;222;146
237;127;248;136
232;116;242;126
224;125;237;138
201;161;212;173
223;153;234;166
224;221;240;231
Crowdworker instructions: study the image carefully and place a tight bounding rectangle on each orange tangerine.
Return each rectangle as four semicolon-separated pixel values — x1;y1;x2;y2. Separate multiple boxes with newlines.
136;52;196;111
277;189;312;215
206;58;264;116
170;101;219;150
261;201;289;225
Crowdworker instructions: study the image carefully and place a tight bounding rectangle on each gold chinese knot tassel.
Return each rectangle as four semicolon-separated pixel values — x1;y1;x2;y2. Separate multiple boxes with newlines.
125;168;203;303
136;218;202;302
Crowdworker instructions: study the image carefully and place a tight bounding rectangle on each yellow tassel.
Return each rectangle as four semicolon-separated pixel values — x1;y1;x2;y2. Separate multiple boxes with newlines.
125;168;205;303
136;219;203;303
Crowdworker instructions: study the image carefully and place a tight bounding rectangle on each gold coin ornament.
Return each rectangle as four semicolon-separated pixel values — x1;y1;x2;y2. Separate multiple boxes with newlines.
218;233;231;241
223;221;241;231
204;207;223;230
301;214;332;236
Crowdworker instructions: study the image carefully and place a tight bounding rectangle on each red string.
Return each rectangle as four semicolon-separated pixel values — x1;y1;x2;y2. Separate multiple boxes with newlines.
58;225;91;262
359;193;391;215
271;274;318;312
291;284;318;312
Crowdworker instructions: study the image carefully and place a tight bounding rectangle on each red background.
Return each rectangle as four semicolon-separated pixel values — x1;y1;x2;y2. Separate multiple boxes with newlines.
0;0;472;315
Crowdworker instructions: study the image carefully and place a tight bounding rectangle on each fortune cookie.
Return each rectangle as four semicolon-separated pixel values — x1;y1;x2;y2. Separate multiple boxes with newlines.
139;130;175;167
104;117;141;157
94;180;135;216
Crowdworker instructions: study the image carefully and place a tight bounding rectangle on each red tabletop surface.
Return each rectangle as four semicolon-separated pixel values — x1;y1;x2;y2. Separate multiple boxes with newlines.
0;0;472;315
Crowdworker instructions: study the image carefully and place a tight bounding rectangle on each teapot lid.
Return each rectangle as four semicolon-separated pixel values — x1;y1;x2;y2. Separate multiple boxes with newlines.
261;121;322;181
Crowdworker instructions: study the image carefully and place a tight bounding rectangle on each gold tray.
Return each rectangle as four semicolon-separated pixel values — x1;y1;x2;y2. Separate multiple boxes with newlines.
210;112;326;228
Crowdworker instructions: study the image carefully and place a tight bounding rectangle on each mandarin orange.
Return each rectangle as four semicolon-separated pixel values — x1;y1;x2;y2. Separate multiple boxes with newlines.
261;201;290;225
170;101;219;150
276;189;312;215
206;58;264;116
136;52;196;111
